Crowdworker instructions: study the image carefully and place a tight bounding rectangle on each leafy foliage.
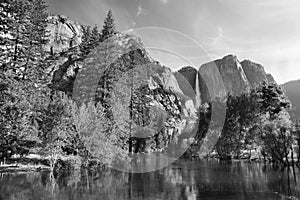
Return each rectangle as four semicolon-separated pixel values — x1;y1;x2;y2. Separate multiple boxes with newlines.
215;92;258;159
198;81;294;164
260;110;293;164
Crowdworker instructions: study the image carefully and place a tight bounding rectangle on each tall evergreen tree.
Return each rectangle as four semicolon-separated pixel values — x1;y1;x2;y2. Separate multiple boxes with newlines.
0;0;52;159
101;10;116;41
0;0;31;73
0;0;50;84
79;25;100;56
90;25;101;47
79;25;91;56
22;0;50;85
0;0;11;70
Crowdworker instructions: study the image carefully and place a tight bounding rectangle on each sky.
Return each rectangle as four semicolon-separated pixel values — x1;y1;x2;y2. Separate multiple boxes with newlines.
45;0;300;84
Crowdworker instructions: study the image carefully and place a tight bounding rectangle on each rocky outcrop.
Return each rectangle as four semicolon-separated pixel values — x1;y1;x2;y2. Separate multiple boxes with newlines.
174;67;198;106
44;15;85;94
177;67;198;91
46;15;83;54
174;55;275;105
51;30;198;153
266;74;276;83
174;67;209;107
103;36;197;153
241;60;276;87
199;55;250;99
176;55;277;104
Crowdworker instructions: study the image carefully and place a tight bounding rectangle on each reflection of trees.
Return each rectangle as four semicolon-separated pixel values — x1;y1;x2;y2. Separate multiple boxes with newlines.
163;161;300;199
0;172;52;200
265;166;300;197
0;163;300;199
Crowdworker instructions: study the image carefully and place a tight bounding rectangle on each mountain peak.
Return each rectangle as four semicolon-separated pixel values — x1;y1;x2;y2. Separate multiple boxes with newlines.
222;54;238;61
178;66;197;73
176;55;278;102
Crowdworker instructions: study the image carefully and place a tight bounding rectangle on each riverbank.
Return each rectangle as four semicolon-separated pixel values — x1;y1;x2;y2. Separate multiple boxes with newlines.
0;163;49;173
0;156;51;173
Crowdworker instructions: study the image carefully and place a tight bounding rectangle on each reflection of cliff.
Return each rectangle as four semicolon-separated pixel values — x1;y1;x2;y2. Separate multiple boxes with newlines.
1;162;299;199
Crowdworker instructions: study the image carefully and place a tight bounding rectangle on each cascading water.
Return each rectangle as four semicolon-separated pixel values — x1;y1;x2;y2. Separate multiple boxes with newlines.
195;71;201;108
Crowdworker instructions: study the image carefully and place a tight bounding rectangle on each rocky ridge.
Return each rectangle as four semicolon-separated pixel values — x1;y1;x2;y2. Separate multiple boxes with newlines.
176;55;276;104
46;15;197;153
45;15;277;108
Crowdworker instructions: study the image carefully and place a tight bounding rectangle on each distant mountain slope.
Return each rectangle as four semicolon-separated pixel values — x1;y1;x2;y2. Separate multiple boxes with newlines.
282;80;300;120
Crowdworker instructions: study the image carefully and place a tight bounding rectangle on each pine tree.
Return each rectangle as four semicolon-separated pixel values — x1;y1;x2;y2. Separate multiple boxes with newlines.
79;25;101;56
90;25;101;48
22;0;50;85
257;82;290;119
0;0;31;73
101;10;116;41
79;25;91;56
0;0;53;160
0;0;50;84
0;0;11;70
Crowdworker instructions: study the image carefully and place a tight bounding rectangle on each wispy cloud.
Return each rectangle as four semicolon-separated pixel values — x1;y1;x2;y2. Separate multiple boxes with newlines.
136;2;148;17
211;27;224;45
159;0;168;4
45;0;300;83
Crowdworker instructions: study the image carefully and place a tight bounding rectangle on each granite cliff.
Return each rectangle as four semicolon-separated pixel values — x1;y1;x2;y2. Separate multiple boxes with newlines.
45;16;277;108
176;55;276;104
241;60;275;87
45;16;197;153
46;15;83;54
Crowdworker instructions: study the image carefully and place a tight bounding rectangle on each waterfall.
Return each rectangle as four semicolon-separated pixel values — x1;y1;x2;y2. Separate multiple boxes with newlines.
195;72;201;108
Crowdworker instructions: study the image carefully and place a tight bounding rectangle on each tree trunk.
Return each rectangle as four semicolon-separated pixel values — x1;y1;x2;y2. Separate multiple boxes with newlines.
297;143;300;169
285;153;289;167
291;147;295;167
13;29;19;62
248;149;252;162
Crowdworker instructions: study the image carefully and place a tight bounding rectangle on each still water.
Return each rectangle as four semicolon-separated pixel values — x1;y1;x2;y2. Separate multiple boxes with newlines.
0;160;299;200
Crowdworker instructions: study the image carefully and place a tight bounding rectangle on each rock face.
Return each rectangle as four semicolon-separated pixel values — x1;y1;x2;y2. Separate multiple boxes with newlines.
176;67;198;91
45;15;196;114
174;67;208;107
96;35;197;153
47;22;197;153
46;15;83;54
266;74;276;83
199;55;250;100
241;60;275;87
174;67;198;106
46;15;85;94
177;55;277;105
283;80;300;120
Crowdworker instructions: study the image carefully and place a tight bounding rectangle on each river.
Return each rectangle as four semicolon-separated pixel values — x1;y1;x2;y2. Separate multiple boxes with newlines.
0;160;299;200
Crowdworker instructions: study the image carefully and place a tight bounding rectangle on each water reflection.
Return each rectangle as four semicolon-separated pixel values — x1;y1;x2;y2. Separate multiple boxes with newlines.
0;160;299;200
